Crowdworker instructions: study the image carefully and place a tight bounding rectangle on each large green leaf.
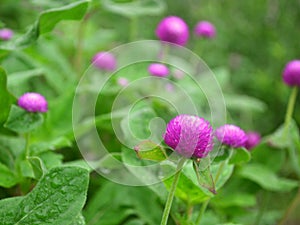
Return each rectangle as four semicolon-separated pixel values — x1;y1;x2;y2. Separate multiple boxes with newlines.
0;67;15;125
0;0;89;50
4;105;44;133
237;164;298;192
0;166;89;225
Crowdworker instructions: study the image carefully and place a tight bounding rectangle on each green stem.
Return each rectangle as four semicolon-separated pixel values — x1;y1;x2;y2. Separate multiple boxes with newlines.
278;186;300;225
129;16;138;41
195;199;209;225
284;87;298;137
25;133;30;158
160;158;186;225
283;87;300;177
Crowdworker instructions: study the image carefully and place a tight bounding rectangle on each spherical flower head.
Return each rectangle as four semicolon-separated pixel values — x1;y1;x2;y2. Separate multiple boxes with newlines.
0;28;13;41
164;114;214;158
155;16;189;46
282;60;300;86
245;132;261;150
92;51;117;71
18;92;48;113
194;21;216;39
215;124;247;148
148;63;169;77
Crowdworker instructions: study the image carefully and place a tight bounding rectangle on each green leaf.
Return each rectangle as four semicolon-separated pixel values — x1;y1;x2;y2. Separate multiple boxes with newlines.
211;192;256;208
30;136;72;155
0;135;25;169
192;158;216;194
7;68;44;87
210;161;234;190
0;196;24;221
229;148;251;164
0;67;15;125
225;94;267;112
0;166;89;225
251;142;285;173
164;167;213;204
134;140;167;162
63;160;92;172
18;159;35;178
38;151;63;170
267;121;299;148
28;156;47;179
102;0;166;18
238;164;298;192
0;162;18;188
0;1;89;50
4;105;44;133
84;181;161;225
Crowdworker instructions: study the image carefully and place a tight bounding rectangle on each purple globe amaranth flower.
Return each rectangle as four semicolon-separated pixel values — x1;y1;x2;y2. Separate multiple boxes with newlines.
215;124;247;148
245;132;261;150
148;63;169;77
0;28;13;41
156;16;189;46
18;92;48;113
282;60;300;86
92;51;117;71
194;21;216;39
164;114;214;158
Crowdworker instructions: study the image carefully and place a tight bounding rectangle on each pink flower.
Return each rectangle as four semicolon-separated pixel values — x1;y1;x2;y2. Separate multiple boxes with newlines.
18;93;48;113
156;16;189;46
164;114;213;158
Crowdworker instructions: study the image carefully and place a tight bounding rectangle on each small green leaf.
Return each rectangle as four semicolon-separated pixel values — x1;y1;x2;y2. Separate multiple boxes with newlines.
0;166;89;225
38;151;63;170
134;140;167;162
4;105;44;133
0;162;18;188
229;148;251;164
19;159;35;178
28;156;47;179
102;0;166;18
0;67;15;125
211;161;234;190
192;158;216;194
238;164;298;192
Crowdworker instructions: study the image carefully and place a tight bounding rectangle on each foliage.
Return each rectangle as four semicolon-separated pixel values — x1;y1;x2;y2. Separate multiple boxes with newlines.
0;0;300;225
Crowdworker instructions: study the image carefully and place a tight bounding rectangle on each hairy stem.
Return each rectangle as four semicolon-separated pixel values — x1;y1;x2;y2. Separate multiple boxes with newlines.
160;157;186;225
